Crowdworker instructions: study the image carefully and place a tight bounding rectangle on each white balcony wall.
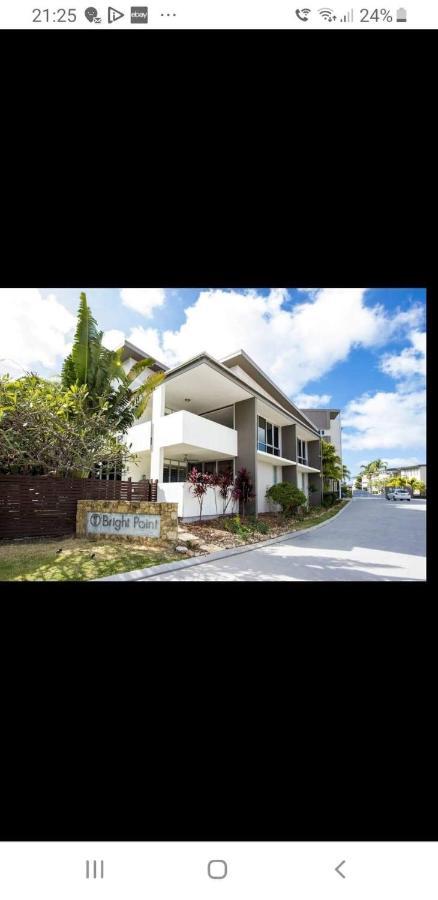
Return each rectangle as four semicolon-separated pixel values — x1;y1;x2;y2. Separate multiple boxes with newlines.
158;483;238;519
155;410;238;457
125;421;152;454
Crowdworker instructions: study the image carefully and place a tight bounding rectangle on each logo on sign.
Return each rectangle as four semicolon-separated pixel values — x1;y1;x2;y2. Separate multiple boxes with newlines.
86;511;161;538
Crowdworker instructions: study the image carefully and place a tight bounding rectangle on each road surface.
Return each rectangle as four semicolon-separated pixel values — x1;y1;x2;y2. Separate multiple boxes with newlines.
142;496;426;581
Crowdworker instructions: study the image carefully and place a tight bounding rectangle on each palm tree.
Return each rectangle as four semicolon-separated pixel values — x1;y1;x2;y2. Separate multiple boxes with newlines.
62;292;165;430
341;464;351;482
360;458;388;493
321;440;343;491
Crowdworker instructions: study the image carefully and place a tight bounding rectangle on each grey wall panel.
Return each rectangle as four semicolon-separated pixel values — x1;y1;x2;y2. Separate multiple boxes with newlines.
308;473;322;505
308;438;322;470
282;424;297;461
283;466;298;486
235;398;257;515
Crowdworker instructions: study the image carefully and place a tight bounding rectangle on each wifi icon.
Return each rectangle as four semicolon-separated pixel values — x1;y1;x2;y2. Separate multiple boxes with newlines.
318;7;336;19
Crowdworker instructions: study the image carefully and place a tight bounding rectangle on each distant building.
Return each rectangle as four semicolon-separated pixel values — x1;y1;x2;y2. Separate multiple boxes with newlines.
399;464;426;487
300;408;342;497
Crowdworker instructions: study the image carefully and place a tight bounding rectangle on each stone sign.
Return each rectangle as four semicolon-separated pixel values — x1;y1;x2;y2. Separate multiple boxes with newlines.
76;500;178;544
86;511;161;538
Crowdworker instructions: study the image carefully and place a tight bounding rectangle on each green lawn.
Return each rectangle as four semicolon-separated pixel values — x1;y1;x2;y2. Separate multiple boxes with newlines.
0;537;179;582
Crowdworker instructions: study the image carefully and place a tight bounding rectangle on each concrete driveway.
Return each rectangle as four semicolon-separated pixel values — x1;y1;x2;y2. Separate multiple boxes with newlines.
143;497;426;581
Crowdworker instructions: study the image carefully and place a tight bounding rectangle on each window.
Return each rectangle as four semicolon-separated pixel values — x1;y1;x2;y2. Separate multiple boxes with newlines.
257;416;267;453
257;416;280;456
297;439;308;465
163;459;188;483
218;459;234;477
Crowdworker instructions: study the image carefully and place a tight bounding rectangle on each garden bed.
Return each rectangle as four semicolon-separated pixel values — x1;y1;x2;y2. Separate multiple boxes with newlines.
177;503;349;555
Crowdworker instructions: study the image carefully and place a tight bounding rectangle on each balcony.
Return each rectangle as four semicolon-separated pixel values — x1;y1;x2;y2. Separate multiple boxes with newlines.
125;421;152;453
155;410;238;460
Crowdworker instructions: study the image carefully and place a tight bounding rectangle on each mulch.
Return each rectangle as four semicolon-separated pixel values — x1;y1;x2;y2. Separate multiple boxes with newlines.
179;509;333;554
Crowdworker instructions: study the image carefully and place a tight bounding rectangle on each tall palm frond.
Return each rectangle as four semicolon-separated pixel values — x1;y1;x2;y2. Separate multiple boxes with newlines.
68;292;99;386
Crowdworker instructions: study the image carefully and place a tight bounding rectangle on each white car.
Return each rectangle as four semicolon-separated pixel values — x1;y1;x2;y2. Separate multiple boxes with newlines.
388;488;411;501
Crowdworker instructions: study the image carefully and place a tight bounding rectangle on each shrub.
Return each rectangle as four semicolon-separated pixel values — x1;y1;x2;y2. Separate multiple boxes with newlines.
322;491;338;508
223;516;252;538
265;482;307;517
246;516;270;534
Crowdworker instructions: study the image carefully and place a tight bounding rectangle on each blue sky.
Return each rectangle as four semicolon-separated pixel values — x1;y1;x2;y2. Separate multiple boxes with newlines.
0;287;426;479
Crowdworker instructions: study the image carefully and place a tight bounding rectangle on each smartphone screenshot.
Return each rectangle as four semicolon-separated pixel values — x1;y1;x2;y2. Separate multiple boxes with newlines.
0;0;437;27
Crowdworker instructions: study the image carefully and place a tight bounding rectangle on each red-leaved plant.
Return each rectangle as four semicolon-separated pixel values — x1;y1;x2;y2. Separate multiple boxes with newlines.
218;471;235;515
232;467;255;517
186;467;213;522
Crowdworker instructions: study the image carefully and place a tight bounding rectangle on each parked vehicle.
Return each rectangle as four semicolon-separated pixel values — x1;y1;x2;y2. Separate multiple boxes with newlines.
388;488;411;501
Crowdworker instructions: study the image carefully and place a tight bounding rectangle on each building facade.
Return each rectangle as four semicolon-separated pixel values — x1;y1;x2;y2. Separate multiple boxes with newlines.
121;344;323;519
361;464;426;494
301;407;343;497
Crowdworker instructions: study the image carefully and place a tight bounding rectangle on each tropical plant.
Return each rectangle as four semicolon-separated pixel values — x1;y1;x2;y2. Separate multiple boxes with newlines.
223;515;252;538
186;467;212;522
217;471;235;515
265;482;307;517
322;491;339;507
0;374;133;477
341;464;351;482
61;292;165;430
232;467;255;517
407;478;426;495
321;440;343;490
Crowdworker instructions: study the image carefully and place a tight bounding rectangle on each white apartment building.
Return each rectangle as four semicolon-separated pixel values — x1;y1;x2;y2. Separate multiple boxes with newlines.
121;343;323;520
399;464;426;486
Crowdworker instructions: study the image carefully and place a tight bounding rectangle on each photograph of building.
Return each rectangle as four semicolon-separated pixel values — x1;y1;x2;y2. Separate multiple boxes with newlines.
122;344;325;519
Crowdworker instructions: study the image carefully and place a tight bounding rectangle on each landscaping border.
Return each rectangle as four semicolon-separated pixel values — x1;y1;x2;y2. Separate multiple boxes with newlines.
94;500;352;582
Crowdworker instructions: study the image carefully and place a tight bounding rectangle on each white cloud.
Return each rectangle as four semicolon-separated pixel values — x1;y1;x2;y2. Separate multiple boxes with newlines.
127;288;424;396
294;392;332;407
379;330;426;385
342;388;426;451
102;329;125;351
343;327;426;454
127;326;167;364
0;289;76;376
120;288;166;318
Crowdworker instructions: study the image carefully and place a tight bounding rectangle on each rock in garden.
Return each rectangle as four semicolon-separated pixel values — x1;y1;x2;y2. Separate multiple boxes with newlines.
175;545;190;553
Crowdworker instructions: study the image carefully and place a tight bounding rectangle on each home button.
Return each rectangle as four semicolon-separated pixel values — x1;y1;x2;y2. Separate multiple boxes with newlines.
208;860;228;879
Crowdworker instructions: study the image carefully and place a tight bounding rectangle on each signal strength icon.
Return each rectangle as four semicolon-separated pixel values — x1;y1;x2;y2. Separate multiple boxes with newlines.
339;7;353;20
318;7;336;20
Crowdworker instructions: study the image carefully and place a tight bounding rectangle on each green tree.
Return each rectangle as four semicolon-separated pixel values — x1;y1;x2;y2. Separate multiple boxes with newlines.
265;482;307;517
61;292;165;430
341;464;351;482
321;439;343;490
0;374;133;478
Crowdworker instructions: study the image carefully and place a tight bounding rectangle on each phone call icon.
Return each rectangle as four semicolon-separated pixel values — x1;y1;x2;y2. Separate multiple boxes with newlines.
295;8;311;19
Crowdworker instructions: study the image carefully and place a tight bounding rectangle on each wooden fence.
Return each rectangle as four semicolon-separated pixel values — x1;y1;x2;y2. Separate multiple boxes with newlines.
0;476;158;540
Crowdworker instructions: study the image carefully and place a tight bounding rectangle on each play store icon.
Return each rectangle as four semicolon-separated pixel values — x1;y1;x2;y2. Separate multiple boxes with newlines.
108;6;124;21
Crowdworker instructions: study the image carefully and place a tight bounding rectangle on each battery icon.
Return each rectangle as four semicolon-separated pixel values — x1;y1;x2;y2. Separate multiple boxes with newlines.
396;7;407;20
